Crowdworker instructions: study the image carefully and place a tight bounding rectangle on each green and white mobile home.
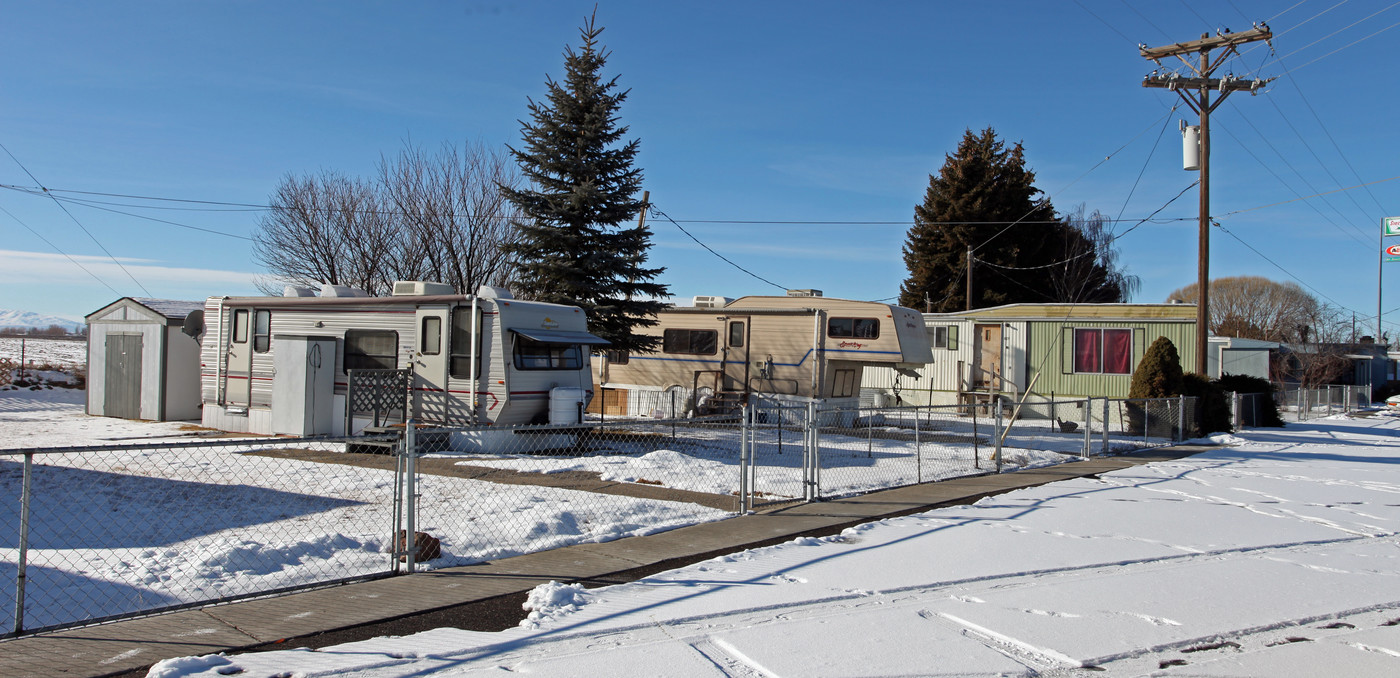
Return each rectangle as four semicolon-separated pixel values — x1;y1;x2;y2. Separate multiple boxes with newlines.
863;303;1198;406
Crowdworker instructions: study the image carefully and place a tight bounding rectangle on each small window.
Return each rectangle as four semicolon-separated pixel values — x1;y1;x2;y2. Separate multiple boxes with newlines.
932;326;948;349
828;317;879;339
663;329;718;355
728;322;745;347
605;349;629;365
513;336;583;370
232;309;249;344
1073;328;1133;375
449;307;481;378
345;330;398;371
253;310;271;353
421;316;442;355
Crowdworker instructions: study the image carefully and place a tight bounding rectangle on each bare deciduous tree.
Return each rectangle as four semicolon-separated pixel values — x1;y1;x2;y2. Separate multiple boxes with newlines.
1167;276;1320;342
379;140;523;294
253;171;400;297
253;141;523;297
1049;205;1140;303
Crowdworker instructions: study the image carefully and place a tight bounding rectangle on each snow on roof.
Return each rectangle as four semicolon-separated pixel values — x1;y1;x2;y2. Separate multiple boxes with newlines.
131;298;204;320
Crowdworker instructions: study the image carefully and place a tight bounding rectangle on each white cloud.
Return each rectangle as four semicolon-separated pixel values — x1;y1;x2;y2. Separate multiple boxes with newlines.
0;249;257;286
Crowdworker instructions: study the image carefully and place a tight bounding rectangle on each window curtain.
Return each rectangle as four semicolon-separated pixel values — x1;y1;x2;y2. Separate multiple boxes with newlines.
1074;328;1101;373
1103;329;1133;374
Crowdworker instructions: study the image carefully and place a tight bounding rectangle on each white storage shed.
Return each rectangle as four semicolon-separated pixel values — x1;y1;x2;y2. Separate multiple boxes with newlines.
86;298;204;421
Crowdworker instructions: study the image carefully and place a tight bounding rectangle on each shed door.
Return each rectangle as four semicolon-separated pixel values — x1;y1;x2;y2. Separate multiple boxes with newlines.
105;334;143;419
973;324;1002;391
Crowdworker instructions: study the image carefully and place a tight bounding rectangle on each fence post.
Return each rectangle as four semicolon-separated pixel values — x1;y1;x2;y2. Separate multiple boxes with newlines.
739;404;750;512
994;398;1003;473
1177;394;1186;443
971;400;981;470
14;452;32;635
1082;398;1091;459
915;405;923;483
1102;398;1110;456
404;419;418;573
392;440;404;574
810;400;822;500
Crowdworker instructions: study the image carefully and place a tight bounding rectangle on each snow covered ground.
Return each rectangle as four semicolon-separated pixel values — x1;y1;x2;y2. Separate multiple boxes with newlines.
0;336;85;369
0;389;727;631
154;412;1400;677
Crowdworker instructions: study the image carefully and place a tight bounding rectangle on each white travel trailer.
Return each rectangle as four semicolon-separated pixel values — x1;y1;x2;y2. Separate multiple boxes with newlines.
592;292;933;417
199;282;606;443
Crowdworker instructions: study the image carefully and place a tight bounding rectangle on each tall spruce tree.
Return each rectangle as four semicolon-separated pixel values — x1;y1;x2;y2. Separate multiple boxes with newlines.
899;128;1061;312
501;13;667;353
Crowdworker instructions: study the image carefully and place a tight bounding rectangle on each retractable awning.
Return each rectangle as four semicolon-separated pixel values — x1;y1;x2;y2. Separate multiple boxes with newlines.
511;328;611;345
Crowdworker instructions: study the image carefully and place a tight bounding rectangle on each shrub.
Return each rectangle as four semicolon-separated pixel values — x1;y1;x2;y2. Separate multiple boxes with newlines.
1215;373;1284;427
1129;337;1185;399
1183;372;1232;436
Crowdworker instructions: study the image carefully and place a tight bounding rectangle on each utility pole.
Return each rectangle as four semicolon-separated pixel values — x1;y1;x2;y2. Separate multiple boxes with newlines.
965;246;974;311
1141;24;1273;374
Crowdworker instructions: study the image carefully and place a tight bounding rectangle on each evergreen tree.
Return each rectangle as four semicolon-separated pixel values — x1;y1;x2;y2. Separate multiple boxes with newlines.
899;129;1133;311
501;13;667;353
1130;336;1185;399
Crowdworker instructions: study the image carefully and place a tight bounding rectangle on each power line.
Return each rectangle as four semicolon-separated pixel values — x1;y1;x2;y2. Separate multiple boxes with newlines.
0;203;120;295
0;142;152;296
648;206;787;292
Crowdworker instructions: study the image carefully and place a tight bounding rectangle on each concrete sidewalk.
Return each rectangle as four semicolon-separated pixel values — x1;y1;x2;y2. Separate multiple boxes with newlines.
0;446;1209;678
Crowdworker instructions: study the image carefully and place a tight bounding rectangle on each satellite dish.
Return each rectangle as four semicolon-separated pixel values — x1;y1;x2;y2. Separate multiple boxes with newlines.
182;309;205;340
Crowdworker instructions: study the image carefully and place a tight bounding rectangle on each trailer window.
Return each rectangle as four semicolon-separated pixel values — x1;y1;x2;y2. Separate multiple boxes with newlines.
663;329;718;355
253;310;271;353
728;322;745;347
605;349;629;365
345;330;398;371
828;317;880;339
421;316;442;355
231;309;249;344
1073;328;1133;375
449;307;481;378
513;336;583;370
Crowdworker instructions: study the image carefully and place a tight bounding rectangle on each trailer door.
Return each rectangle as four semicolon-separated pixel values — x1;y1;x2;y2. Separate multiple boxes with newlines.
224;308;253;407
414;307;452;425
722;316;750;393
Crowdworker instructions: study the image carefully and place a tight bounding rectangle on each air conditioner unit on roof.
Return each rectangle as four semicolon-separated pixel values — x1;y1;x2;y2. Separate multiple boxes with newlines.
692;295;734;308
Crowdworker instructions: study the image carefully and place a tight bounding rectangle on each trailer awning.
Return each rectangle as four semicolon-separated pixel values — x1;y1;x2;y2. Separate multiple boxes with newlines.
511;328;611;345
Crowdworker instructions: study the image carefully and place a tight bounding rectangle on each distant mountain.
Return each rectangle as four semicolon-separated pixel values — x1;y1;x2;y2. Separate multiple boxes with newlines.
0;309;84;333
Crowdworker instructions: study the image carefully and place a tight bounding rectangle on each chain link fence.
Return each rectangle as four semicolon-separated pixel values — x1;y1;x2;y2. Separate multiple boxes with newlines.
4;394;1200;639
1275;384;1373;421
1;435;399;637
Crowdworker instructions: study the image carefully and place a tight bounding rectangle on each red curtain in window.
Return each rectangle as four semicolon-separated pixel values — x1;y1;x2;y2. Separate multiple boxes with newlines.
1103;329;1133;374
1074;329;1101;373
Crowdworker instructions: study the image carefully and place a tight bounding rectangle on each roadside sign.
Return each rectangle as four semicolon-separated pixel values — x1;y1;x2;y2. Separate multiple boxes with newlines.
1386;244;1400;257
1386;216;1400;237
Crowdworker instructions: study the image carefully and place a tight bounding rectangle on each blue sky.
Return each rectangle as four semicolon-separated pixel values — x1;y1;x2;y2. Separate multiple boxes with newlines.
1;1;1397;337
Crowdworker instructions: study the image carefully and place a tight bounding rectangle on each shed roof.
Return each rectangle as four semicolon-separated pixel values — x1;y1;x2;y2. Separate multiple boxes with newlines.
86;297;204;323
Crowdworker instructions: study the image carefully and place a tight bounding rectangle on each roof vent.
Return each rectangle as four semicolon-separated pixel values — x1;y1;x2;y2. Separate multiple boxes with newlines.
787;289;823;297
392;281;455;296
320;284;371;298
283;286;317;298
692;295;734;308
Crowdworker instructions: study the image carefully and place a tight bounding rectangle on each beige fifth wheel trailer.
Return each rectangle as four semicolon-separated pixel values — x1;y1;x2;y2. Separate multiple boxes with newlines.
592;292;932;417
199;282;606;441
